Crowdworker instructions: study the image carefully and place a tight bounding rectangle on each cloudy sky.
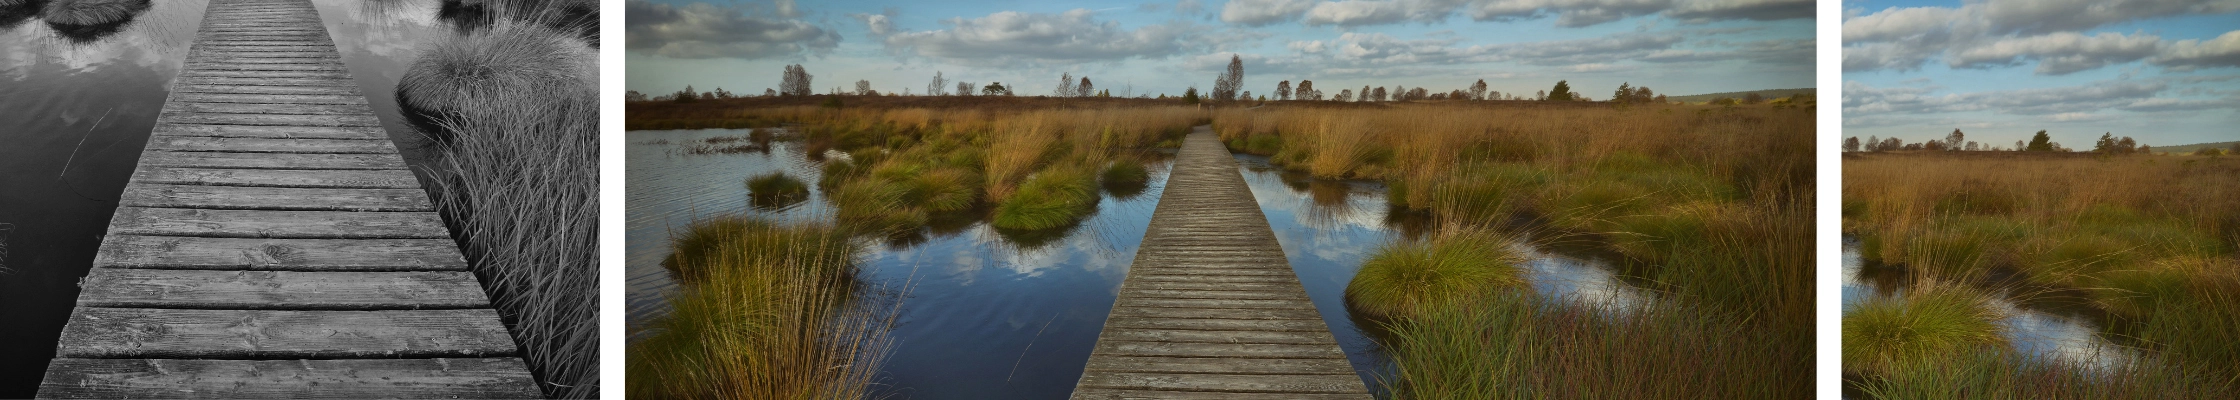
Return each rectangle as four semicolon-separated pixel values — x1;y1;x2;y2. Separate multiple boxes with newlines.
625;0;1813;102
1843;0;2240;148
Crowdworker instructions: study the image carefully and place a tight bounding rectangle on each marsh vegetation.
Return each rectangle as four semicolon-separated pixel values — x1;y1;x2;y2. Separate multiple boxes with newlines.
1843;151;2240;397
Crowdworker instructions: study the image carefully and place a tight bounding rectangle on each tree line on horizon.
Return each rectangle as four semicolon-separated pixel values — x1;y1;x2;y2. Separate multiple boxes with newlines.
1839;130;2233;155
624;58;1801;107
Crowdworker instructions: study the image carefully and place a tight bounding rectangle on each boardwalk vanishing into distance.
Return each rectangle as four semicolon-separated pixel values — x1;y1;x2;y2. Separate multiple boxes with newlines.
1072;128;1371;399
36;0;540;398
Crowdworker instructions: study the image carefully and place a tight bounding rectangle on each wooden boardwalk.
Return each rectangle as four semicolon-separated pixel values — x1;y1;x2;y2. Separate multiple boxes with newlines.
36;0;541;398
1072;128;1370;399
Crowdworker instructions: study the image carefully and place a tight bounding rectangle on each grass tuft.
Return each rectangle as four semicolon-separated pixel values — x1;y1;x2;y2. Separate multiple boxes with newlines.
745;172;810;210
991;166;1099;230
1841;282;2005;376
397;22;595;132
1344;229;1525;321
39;0;146;26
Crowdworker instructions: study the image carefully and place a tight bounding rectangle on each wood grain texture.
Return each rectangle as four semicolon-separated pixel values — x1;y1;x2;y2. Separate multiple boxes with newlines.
107;208;449;239
145;137;397;154
138;151;407;170
55;308;517;358
41;0;532;397
38;358;542;399
1072;129;1368;398
120;184;434;211
93;235;466;271
76;269;490;309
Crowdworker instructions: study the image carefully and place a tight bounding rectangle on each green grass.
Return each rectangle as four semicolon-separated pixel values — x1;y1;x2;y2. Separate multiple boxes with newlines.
1343;229;1525;321
745;172;810;210
627;216;891;399
826;178;928;234
1100;159;1149;198
991;167;1099;230
39;0;147;26
1857;347;2236;399
1841;282;2005;376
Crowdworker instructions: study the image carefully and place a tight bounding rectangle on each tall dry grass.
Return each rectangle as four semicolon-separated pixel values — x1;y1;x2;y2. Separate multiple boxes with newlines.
1224;103;1814;398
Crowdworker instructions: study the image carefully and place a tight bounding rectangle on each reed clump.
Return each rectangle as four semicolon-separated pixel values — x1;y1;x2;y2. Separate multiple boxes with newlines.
1840;281;2006;376
1344;228;1525;321
745;172;809;210
398;22;595;131
626;216;892;399
1383;292;1796;399
39;0;147;26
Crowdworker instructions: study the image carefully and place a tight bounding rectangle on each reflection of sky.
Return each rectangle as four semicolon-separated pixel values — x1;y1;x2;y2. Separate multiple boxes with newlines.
1235;154;1653;392
1840;238;2135;370
624;129;1168;399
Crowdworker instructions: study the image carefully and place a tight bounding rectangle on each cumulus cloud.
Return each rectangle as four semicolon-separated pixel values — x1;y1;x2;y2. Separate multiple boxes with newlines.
1289;40;1329;53
1666;0;1813;23
1303;0;1465;26
1843;78;2227;120
2151;30;2240;71
881;9;1205;67
625;0;841;59
1221;0;1319;26
1471;0;1673;27
853;12;896;36
1843;0;2240;75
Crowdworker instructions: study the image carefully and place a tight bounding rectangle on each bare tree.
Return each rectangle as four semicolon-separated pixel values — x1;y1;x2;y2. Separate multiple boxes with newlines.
780;64;813;96
1358;85;1370;102
958;81;974;96
1211;55;1243;102
1470;79;1488;100
1055;73;1076;97
1373;87;1388;102
1335;89;1352;102
1079;77;1094;98
1945;129;1965;150
1275;80;1292;101
855;80;873;96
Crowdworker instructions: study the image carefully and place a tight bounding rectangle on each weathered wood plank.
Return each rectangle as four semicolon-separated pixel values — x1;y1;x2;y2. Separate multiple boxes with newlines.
180;69;352;79
1121;288;1295;300
1114;297;1318;310
1077;372;1368;394
1083;356;1355;375
175;76;355;88
174;84;361;96
1074;388;1368;400
158;112;383;127
132;167;418;188
1106;306;1323;321
1094;341;1348;359
179;62;350;72
1098;329;1335;345
163;102;371;116
38;358;543;399
55;308;516;358
153;123;385;139
77;269;488;309
138;151;407;170
145;137;395;154
108;208;448;239
119;184;433;212
93;235;466;271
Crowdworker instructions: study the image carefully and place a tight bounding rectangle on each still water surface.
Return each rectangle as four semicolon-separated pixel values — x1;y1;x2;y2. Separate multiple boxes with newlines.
626;128;1657;398
1841;238;2135;370
0;0;504;395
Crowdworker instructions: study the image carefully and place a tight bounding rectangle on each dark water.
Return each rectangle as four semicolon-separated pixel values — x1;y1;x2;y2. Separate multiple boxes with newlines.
0;0;510;396
626;130;1654;398
0;1;209;396
1840;237;2134;370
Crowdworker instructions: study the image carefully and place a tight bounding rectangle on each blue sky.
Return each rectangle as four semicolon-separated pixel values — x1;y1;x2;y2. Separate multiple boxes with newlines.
625;0;1813;101
1842;0;2240;148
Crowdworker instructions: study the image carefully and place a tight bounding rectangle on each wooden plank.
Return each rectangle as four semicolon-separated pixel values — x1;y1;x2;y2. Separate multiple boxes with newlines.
1114;297;1318;310
183;55;337;64
108;208;449;239
154;123;385;139
1083;356;1356;375
38;358;542;399
131;167;419;188
1077;372;1368;394
77;269;488;309
175;76;355;87
169;93;368;106
1099;329;1335;345
1094;341;1348;359
119;184;433;212
173;84;361;96
55;308;516;358
179;63;349;72
158;112;383;127
145;137;395;154
180;69;352;79
1122;288;1295;300
163;102;370;115
1102;317;1332;332
93;235;465;271
1107;306;1323;321
138;151;406;170
1074;388;1368;400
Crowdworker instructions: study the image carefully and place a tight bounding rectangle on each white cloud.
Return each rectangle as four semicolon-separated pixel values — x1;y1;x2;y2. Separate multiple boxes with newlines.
1666;0;1814;23
1471;0;1675;27
1289;40;1329;53
1302;0;1466;26
1946;31;2161;75
881;9;1206;67
1843;0;2240;75
624;0;841;59
1221;0;1319;26
2152;30;2240;71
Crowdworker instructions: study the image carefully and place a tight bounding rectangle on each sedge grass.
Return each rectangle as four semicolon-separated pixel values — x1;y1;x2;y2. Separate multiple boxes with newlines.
397;21;595;128
38;0;146;26
745;172;810;210
1382;293;1801;399
991;166;1099;230
1343;228;1526;321
1841;281;2006;376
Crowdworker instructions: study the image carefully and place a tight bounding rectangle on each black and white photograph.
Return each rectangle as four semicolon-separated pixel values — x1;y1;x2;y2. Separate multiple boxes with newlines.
0;0;598;398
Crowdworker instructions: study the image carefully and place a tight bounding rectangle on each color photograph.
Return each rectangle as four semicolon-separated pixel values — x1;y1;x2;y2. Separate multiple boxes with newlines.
624;0;1815;398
